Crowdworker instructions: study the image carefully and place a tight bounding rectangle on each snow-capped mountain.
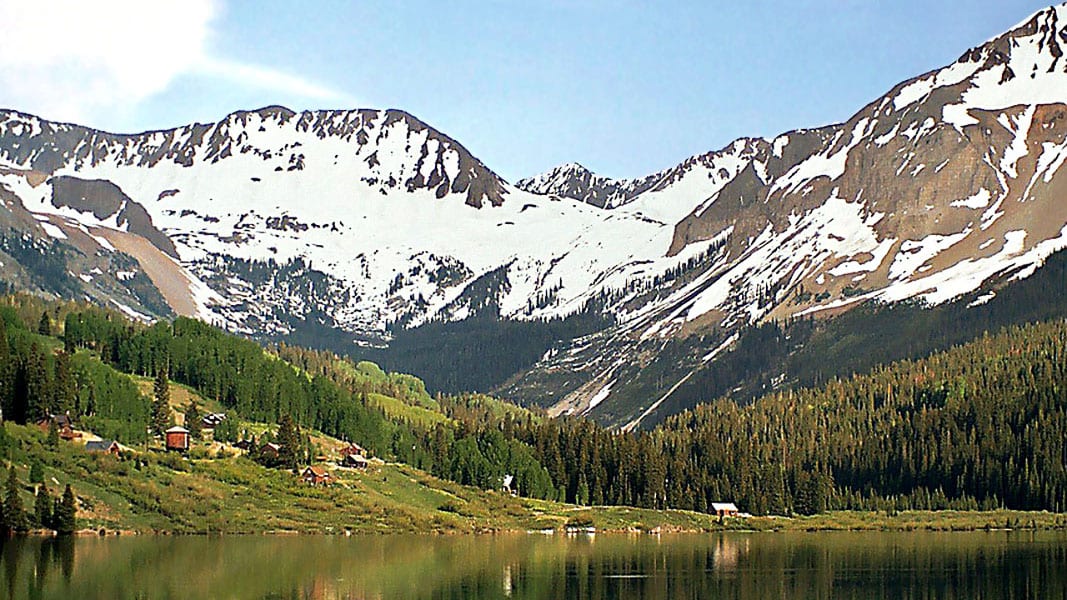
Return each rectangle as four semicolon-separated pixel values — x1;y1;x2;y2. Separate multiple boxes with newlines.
515;138;764;210
0;4;1065;428
507;3;1067;425
0;104;741;337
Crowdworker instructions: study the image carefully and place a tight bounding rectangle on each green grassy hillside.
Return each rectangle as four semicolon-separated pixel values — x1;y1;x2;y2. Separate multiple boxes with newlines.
0;422;728;534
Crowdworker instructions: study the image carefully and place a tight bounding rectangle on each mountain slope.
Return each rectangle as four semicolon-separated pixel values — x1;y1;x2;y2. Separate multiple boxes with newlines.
0;5;1065;428
503;4;1067;425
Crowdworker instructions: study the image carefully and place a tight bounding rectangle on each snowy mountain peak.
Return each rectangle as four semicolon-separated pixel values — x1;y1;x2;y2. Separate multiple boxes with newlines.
0;106;510;209
965;1;1067;77
516;137;767;211
516;161;616;207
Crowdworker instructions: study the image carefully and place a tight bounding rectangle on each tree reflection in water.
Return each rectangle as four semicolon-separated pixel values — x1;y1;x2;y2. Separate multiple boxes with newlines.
0;531;1063;599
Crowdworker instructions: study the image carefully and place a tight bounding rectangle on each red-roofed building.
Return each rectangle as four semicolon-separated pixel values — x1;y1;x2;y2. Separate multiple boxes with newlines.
301;465;333;486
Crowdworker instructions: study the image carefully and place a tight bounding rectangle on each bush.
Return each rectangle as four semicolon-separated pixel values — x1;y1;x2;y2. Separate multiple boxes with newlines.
566;515;594;528
437;501;461;513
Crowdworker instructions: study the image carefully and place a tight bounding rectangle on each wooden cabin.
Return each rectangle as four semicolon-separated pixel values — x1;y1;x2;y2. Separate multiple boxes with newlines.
165;426;190;451
301;465;333;486
259;442;281;459
85;439;121;457
339;443;366;458
37;414;81;440
341;454;368;469
711;502;740;518
201;413;227;430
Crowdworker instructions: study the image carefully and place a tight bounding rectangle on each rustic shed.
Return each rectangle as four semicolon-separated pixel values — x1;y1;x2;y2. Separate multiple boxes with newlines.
85;439;121;457
341;454;368;469
165;426;190;451
712;502;740;517
339;443;366;458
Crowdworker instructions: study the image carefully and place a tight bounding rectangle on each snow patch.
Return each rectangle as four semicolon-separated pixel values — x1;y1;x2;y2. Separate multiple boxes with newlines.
587;380;615;411
950;189;992;210
889;228;971;281
38;221;67;240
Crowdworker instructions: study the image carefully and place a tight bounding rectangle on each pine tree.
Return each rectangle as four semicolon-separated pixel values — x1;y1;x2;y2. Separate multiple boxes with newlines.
576;472;590;506
151;367;171;437
184;402;202;441
37;313;51;336
276;415;302;470
213;413;238;443
54;484;77;534
24;343;50;423
3;466;28;532
33;485;51;529
51;351;76;414
46;419;60;448
0;319;11;420
52;496;62;531
29;460;44;484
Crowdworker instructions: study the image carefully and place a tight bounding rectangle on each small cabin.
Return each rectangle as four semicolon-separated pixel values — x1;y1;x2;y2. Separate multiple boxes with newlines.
85;439;121;457
339;443;366;458
259;442;281;459
201;413;227;430
301;465;333;486
37;414;81;441
711;502;740;518
341;454;368;469
165;426;190;451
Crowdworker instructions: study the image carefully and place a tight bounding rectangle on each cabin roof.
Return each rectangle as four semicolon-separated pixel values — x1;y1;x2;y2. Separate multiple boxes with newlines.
711;502;739;512
166;426;190;434
39;414;73;427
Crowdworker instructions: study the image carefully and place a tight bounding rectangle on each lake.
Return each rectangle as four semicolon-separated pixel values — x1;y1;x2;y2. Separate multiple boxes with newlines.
2;530;1064;599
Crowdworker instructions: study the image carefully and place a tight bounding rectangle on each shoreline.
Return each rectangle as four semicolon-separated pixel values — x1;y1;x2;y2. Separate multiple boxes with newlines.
60;509;1067;537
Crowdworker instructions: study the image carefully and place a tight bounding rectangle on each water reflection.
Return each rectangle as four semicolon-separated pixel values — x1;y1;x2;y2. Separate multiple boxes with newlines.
0;531;1063;599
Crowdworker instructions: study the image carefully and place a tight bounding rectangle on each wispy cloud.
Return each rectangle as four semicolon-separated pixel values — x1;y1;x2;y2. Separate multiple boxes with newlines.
0;0;348;125
195;57;351;103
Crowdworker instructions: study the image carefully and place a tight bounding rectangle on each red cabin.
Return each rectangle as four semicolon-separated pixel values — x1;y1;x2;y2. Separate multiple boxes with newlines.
165;426;190;451
301;465;333;486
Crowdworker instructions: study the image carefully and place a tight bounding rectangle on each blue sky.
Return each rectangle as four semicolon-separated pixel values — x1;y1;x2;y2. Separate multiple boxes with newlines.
0;1;1055;180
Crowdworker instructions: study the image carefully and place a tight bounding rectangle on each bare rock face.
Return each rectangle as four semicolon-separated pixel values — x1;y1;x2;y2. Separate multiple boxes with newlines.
661;4;1067;320
50;176;178;257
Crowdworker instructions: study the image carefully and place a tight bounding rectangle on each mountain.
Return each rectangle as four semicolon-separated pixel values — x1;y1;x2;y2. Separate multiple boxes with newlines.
515;138;764;209
0;5;1065;428
503;3;1067;425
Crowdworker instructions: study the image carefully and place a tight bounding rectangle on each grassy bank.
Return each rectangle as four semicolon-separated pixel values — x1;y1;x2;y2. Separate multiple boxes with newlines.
6;423;1066;535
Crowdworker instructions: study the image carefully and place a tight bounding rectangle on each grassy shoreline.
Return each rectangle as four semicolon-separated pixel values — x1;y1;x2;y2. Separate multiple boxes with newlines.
8;423;1066;536
63;507;1067;536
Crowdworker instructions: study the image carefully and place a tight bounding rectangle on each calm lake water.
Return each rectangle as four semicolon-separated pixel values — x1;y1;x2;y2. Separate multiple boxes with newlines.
2;530;1065;599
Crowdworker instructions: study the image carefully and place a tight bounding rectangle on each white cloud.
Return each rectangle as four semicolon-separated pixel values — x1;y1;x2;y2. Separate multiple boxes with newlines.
0;0;347;125
196;57;349;102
